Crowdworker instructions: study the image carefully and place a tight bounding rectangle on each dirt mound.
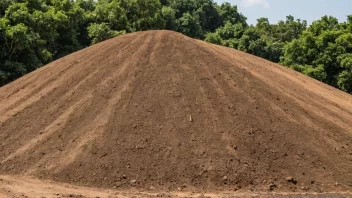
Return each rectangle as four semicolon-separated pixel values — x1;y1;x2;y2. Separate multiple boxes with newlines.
0;30;352;192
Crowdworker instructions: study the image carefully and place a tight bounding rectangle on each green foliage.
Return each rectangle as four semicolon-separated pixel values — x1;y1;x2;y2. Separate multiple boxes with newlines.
160;0;171;6
218;2;247;27
176;12;202;38
88;23;122;44
92;0;129;31
0;0;12;17
195;0;221;32
205;32;222;45
217;22;244;40
170;0;226;38
273;16;307;43
131;0;165;31
294;64;327;82
0;0;87;85
161;6;176;30
0;0;351;94
281;16;352;93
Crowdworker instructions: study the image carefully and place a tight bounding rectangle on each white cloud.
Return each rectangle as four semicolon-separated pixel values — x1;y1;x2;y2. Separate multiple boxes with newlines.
241;0;270;8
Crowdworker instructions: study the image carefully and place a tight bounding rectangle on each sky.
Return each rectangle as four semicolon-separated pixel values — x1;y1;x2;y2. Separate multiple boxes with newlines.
214;0;352;25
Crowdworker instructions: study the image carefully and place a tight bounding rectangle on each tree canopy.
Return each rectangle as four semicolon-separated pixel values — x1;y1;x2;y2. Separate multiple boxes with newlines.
0;0;351;94
281;16;352;93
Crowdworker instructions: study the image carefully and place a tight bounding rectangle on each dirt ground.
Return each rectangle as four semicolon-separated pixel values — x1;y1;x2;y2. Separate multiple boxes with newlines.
1;175;351;198
0;30;352;194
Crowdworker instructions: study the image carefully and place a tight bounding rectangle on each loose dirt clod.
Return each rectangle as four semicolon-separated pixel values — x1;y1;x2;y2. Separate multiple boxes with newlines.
130;179;137;184
269;183;277;191
286;177;297;184
0;30;352;192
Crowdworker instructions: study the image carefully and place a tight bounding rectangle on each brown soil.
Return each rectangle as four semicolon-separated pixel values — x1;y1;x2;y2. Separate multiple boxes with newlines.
0;30;352;193
1;175;351;198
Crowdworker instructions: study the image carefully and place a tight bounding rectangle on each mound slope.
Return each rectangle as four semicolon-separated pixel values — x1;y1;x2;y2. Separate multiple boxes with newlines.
0;30;352;192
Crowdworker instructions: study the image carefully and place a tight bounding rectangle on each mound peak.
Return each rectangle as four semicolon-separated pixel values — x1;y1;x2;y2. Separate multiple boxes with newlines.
1;30;352;192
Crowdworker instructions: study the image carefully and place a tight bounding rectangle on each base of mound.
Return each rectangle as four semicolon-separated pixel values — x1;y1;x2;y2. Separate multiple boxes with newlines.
0;175;351;198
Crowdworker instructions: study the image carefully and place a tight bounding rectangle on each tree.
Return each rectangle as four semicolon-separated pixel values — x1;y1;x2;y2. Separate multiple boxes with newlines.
206;21;244;47
161;6;177;30
218;2;247;27
281;16;352;93
171;0;223;37
92;0;129;31
176;12;202;38
171;0;198;19
133;0;165;31
0;0;12;17
0;0;86;86
238;27;267;57
195;0;221;32
309;15;339;36
88;23;124;44
205;32;222;45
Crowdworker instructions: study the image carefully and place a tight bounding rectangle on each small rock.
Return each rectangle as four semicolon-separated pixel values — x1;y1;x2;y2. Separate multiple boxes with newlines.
177;187;182;191
149;186;156;190
286;176;297;184
189;115;193;122
269;183;277;191
233;145;238;150
122;175;127;179
335;182;338;186
130;179;137;184
222;176;228;180
286;176;293;181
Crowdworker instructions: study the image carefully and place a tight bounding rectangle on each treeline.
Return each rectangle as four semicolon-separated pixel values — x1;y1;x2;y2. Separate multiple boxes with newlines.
0;0;351;93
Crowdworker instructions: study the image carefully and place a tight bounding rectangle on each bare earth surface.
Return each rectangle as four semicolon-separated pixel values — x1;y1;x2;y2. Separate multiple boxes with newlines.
0;30;352;196
0;175;351;198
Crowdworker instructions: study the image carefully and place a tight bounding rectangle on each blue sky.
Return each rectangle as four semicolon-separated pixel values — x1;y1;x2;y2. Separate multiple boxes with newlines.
214;0;351;25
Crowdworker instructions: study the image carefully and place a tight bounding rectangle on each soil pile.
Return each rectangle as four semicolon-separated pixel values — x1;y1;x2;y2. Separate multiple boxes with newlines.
0;30;352;192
